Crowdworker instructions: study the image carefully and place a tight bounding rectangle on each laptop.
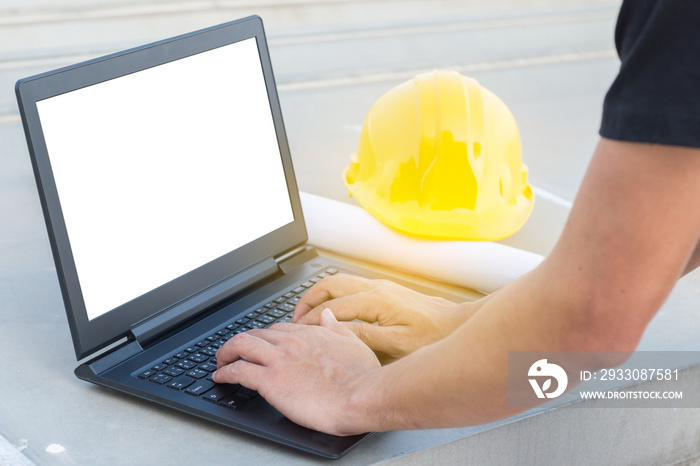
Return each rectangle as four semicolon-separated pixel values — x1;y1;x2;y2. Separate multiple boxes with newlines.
15;15;459;459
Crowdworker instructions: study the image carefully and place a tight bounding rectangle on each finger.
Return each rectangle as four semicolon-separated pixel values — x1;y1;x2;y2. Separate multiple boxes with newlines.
266;322;306;333
296;292;382;325
212;359;265;392
337;321;400;357
293;274;375;322
243;323;304;345
318;308;356;338
216;332;278;369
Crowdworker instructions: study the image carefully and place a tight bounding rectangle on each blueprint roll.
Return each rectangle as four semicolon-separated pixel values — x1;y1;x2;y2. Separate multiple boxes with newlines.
299;192;544;293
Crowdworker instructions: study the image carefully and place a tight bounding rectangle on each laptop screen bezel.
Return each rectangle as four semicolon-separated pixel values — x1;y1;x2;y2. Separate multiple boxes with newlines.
16;16;308;360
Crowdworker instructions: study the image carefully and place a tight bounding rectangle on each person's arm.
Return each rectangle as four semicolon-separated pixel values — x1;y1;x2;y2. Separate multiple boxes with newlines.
215;138;700;435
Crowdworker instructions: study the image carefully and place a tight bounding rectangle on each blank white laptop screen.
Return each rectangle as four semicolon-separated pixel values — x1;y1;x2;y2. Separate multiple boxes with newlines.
36;37;294;321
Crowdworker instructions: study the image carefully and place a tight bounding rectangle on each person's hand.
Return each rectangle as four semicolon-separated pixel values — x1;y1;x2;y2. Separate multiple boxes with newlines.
292;274;476;364
213;309;380;436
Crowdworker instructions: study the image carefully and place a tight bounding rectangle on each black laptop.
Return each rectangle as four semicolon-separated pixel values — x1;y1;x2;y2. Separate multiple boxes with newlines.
15;15;458;459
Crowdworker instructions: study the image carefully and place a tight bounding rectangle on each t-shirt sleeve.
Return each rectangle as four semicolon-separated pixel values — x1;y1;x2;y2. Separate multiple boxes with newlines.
599;0;700;149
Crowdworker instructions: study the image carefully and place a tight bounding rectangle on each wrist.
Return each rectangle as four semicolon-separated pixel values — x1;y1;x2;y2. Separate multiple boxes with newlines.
338;367;387;435
455;292;491;321
442;299;481;333
339;353;426;434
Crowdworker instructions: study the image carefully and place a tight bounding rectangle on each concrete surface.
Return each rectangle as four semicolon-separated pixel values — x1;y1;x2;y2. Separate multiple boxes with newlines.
3;1;700;465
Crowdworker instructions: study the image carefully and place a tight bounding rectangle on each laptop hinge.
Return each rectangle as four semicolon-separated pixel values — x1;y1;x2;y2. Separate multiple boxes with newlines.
277;245;318;274
274;244;307;264
130;256;279;346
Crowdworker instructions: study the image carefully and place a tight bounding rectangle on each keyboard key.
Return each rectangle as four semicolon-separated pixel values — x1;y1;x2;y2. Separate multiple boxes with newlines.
245;312;259;319
317;272;330;279
175;360;197;370
199;362;218;372
237;387;259;398
326;268;339;274
291;287;305;294
185;380;216;396
196;340;209;348
174;351;189;359
188;353;209;363
216;328;230;336
167;376;195;390
163;366;185;377
218;394;248;410
278;316;292;324
248;321;266;329
185;369;208;379
163;357;178;365
151;363;168;371
310;277;321;284
235;317;249;325
226;323;239;330
185;346;199;353
273;297;286;304
278;303;295;312
289;296;301;305
256;315;276;325
200;346;217;356
206;334;219;342
202;384;239;402
138;369;157;379
150;373;173;384
283;292;295;299
301;281;315;289
264;302;277;309
266;309;285;319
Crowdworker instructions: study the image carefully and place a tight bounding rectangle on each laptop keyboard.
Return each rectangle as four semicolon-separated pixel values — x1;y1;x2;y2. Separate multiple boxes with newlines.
134;267;339;410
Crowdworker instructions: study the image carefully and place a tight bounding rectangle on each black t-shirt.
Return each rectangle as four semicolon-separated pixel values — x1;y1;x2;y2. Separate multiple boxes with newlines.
599;0;700;149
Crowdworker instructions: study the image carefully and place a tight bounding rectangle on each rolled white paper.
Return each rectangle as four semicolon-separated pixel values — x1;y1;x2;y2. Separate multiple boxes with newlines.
300;192;544;293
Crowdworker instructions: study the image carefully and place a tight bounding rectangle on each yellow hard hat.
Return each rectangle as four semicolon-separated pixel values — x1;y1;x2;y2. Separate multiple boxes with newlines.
344;70;534;241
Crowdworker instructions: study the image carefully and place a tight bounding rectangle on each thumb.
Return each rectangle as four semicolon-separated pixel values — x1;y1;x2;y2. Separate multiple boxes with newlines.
320;308;355;337
341;321;394;354
319;307;339;327
320;310;398;358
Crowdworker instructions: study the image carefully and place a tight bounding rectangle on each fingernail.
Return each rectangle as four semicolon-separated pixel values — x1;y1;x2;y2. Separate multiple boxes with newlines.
212;370;218;380
322;308;337;322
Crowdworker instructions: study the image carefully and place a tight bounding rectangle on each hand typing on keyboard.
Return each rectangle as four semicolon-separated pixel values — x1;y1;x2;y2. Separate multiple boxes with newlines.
292;274;476;364
213;308;380;436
